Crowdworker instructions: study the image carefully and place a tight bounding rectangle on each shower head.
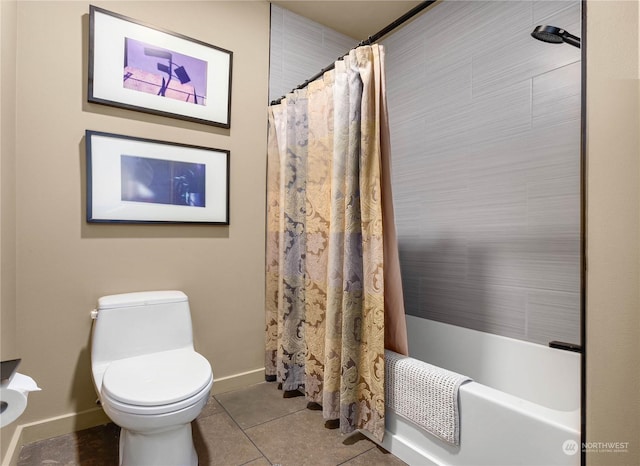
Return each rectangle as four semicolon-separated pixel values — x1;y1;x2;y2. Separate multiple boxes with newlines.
531;25;581;48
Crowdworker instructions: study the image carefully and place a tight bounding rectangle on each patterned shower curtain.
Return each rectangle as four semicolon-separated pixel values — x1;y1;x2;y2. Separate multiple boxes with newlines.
265;44;407;442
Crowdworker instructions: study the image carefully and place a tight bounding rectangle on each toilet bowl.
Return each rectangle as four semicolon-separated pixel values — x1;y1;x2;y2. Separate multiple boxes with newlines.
90;291;213;466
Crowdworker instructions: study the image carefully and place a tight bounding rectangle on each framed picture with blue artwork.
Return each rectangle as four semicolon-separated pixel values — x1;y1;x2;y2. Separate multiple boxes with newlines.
88;5;232;128
86;130;229;224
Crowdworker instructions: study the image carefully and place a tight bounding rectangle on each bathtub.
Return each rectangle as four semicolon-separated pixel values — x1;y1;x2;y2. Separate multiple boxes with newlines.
370;315;581;466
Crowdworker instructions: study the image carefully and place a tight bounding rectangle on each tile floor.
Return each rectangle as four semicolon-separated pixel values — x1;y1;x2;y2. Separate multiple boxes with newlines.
17;382;407;466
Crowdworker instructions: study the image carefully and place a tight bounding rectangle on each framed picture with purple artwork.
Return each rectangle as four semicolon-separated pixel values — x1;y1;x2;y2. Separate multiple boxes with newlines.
88;6;232;128
86;130;230;224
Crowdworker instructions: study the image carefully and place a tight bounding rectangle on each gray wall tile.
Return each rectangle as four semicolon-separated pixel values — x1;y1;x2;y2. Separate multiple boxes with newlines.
533;61;581;128
527;290;581;343
269;5;356;102
471;2;580;96
383;0;581;345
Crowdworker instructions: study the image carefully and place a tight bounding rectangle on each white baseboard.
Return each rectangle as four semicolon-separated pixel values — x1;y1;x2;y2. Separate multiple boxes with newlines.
211;367;265;395
1;367;266;466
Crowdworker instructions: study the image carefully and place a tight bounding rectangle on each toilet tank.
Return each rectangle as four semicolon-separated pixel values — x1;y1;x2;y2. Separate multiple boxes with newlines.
91;291;195;370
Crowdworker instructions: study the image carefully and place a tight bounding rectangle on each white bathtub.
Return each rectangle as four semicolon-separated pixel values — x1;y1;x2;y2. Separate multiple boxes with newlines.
372;316;581;466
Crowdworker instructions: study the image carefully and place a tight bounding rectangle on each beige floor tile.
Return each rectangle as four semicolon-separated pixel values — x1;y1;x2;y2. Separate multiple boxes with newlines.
245;408;375;466
16;384;406;466
17;422;119;466
242;457;272;466
341;445;408;465
198;394;225;419
193;411;263;466
215;381;307;429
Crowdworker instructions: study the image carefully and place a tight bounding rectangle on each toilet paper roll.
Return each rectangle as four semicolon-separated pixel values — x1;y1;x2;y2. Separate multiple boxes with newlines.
0;373;41;428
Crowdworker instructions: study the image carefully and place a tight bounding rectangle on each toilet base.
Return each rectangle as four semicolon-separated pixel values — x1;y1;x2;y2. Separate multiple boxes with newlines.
119;423;197;466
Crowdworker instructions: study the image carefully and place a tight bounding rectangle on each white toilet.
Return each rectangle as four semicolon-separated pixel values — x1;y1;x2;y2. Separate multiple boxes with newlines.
90;290;213;466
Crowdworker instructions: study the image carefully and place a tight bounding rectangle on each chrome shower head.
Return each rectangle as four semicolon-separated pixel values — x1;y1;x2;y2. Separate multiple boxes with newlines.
531;25;581;48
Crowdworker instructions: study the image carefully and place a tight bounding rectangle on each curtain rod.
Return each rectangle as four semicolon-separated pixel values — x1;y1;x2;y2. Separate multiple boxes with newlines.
269;0;437;106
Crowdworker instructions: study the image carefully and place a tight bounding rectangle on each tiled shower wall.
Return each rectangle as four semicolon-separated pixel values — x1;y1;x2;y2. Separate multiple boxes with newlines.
268;4;356;103
382;1;581;345
268;1;581;346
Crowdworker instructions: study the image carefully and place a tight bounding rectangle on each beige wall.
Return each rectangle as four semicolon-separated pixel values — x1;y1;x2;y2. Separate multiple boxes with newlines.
1;0;17;362
1;1;269;461
1;0;19;460
586;0;640;464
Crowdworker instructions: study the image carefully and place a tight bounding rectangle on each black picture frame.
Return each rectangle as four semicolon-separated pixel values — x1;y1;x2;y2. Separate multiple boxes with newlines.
88;5;232;128
86;130;230;224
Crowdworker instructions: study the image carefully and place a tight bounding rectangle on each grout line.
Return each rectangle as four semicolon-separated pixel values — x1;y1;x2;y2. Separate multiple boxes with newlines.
238;454;270;466
335;442;376;466
240;402;309;431
213;395;279;465
214;389;308;431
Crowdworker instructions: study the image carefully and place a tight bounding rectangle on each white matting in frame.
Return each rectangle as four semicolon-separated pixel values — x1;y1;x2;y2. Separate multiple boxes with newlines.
88;5;232;128
86;130;230;224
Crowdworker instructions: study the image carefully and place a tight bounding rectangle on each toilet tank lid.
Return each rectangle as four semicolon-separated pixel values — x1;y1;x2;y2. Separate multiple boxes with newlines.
98;291;188;310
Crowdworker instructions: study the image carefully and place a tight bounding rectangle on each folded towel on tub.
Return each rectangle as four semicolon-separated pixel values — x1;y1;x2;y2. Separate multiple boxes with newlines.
385;350;471;446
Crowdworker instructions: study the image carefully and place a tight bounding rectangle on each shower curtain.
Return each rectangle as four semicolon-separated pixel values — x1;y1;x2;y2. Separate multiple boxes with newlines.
265;44;407;442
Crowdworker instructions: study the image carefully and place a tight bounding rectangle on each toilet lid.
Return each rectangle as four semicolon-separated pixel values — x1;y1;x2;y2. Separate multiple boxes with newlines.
102;348;212;407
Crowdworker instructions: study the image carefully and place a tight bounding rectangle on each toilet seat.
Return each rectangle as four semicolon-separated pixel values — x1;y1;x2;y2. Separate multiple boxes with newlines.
101;348;212;416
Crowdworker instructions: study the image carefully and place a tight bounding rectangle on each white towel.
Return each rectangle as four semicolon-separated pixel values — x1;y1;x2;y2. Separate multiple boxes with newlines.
385;350;471;445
